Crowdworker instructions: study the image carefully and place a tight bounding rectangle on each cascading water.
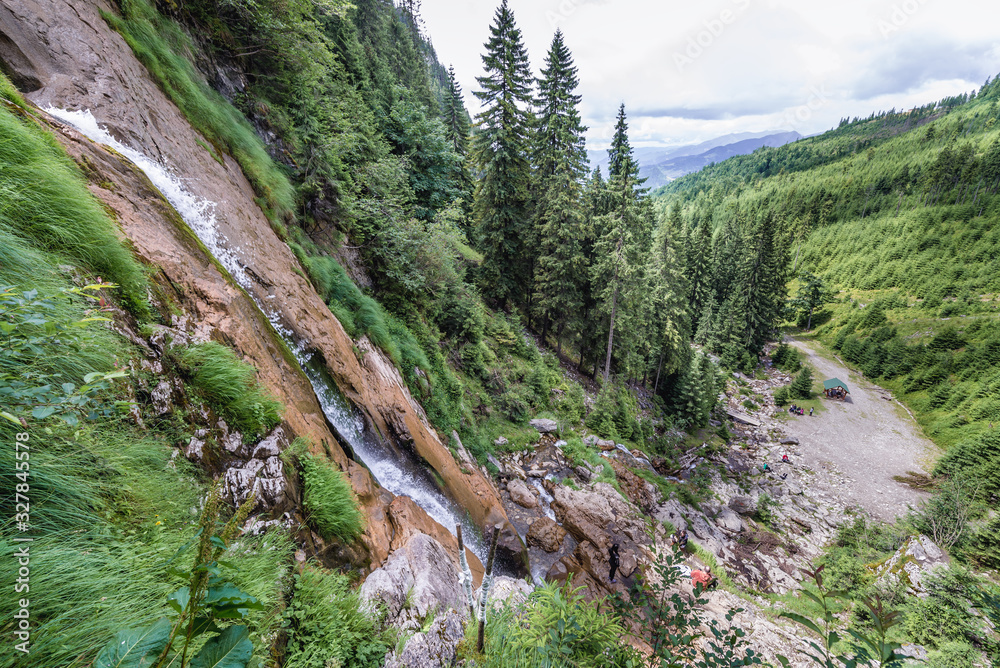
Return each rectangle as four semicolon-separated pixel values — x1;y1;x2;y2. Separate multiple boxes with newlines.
47;107;486;560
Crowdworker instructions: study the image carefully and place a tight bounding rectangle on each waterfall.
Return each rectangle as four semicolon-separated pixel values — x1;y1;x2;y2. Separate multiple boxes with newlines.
47;107;485;560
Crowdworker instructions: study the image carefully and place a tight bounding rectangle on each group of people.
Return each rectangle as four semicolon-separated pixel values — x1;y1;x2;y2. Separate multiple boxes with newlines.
787;404;813;416
608;529;715;590
827;387;846;399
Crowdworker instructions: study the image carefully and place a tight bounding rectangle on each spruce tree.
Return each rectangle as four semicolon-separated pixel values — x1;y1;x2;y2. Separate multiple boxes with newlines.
648;221;689;391
686;215;713;331
592;105;653;382
443;65;471;156
790;365;814;399
471;0;535;306
734;210;789;356
531;31;589;350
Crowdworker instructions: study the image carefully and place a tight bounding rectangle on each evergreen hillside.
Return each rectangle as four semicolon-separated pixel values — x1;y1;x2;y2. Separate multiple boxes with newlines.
655;79;1000;568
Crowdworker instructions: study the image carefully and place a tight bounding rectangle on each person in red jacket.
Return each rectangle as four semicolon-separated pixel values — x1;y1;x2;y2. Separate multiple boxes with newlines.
691;566;717;591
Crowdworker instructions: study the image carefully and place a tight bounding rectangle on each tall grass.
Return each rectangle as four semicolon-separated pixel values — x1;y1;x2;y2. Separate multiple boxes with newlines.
172;341;283;441
0;90;149;316
103;0;295;220
299;454;364;543
0;419;293;667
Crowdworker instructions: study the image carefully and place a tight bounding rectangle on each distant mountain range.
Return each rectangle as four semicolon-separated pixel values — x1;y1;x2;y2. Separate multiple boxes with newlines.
587;130;803;190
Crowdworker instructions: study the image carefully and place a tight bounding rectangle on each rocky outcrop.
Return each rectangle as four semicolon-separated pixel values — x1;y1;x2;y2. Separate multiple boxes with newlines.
527;517;567;552
383;610;465;668
359;533;467;630
872;534;949;596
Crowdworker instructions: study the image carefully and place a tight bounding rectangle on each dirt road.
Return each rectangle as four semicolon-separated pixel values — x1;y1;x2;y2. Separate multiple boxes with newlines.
782;337;939;522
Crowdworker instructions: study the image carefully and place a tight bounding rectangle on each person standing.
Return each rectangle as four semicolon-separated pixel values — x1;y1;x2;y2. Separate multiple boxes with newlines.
608;543;620;583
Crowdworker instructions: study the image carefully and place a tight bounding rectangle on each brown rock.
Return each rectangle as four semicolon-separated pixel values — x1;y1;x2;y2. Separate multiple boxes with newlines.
526;517;567;552
507;478;538;509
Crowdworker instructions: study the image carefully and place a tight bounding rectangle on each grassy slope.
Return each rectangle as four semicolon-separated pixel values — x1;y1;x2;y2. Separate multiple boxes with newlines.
0;82;294;665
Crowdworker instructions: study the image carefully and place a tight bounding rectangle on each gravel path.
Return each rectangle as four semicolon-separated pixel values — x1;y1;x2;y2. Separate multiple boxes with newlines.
781;337;939;522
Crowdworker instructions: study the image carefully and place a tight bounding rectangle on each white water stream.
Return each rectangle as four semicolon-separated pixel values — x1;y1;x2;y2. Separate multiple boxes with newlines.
48;108;485;560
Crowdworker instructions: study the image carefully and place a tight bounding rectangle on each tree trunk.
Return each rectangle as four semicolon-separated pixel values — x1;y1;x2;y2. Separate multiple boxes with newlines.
653;351;665;393
603;236;624;384
603;283;618;384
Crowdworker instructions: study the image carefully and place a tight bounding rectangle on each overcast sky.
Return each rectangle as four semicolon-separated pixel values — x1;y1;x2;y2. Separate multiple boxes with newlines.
419;0;1000;150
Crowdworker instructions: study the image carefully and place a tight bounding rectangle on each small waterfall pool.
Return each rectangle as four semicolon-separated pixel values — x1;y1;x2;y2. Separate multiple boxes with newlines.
48;107;486;561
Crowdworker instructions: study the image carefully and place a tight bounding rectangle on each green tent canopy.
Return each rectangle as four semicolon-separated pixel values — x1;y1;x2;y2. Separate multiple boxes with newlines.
823;378;850;393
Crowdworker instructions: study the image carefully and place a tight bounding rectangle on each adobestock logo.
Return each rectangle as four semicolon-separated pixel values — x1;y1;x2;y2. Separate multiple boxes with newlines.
877;0;930;38
673;0;752;72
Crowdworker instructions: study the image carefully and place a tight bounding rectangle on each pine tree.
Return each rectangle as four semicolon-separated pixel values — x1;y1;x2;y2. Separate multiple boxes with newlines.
443;65;471;155
592;105;653;382
531;31;589;351
471;0;535;306
733;210;789;356
790;365;814;399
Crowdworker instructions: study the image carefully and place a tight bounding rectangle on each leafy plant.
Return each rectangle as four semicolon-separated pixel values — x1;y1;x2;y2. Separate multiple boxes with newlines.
609;537;764;668
95;486;262;668
0;284;128;426
778;565;904;668
282;564;391;668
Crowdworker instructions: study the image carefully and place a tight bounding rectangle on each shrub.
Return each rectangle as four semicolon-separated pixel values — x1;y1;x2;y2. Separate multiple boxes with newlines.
505;581;628;668
774;386;790;406
300;454;364;543
283;565;391;668
173;341;283;441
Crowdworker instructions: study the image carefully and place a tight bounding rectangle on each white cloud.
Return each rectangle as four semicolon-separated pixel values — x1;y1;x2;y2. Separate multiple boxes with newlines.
420;0;1000;149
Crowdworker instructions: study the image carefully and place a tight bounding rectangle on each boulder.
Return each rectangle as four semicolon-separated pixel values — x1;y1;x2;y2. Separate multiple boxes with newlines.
872;534;949;596
384;609;465;668
473;575;533;613
507;478;538;509
715;508;744;533
526;517;567;552
386;496;485;586
529;418;559;434
551;485;616;548
596;439;616;451
360;533;463;626
494;436;509;447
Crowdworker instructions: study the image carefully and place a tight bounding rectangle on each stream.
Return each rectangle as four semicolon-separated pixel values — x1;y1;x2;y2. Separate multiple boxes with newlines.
47;107;486;561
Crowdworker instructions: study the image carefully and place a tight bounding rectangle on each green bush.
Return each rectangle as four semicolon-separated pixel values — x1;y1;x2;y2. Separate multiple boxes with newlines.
925;641;985;668
282;565;391;668
174;341;283;441
499;581;627;668
774;386;790;406
300;454;364;543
